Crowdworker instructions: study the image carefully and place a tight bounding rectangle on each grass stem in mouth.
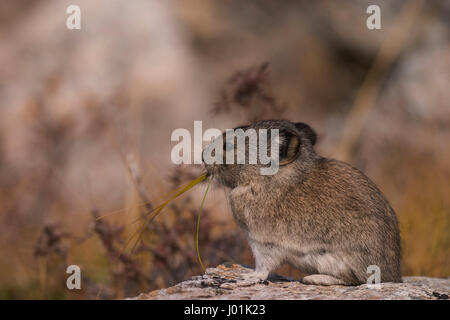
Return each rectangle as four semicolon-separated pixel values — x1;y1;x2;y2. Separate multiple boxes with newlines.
95;173;207;221
119;172;208;259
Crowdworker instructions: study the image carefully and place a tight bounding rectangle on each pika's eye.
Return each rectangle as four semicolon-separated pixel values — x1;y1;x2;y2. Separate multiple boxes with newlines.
224;142;234;152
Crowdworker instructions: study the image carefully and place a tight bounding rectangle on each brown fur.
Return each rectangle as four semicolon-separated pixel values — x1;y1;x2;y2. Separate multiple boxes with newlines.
203;120;401;285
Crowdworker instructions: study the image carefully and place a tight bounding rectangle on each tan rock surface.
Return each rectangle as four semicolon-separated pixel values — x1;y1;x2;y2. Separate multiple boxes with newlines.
131;264;450;300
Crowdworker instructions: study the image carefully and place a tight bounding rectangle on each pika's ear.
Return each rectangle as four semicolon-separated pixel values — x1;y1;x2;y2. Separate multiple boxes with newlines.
295;122;317;146
278;129;301;166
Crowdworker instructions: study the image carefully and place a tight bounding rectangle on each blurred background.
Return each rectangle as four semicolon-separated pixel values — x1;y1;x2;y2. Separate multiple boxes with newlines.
0;0;448;299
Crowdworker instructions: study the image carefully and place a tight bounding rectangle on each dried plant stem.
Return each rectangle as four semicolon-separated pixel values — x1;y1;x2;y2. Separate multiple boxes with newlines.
125;153;153;212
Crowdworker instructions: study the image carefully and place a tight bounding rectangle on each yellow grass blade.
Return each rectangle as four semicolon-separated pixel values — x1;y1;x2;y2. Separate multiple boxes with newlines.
95;174;206;221
119;173;208;258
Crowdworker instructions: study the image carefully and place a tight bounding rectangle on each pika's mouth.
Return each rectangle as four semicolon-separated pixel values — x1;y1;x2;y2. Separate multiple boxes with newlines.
203;163;215;178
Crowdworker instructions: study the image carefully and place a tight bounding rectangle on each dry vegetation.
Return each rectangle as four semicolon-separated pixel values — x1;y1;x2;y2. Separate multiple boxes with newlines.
0;0;448;299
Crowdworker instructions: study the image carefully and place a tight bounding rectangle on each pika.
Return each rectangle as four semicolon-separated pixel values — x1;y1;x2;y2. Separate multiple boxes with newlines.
202;120;401;285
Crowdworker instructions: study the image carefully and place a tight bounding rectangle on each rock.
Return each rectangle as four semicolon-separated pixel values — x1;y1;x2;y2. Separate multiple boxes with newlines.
130;264;449;300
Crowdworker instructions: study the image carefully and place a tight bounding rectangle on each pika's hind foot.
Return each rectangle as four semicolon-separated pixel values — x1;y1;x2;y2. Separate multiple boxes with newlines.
240;270;269;284
301;274;346;286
